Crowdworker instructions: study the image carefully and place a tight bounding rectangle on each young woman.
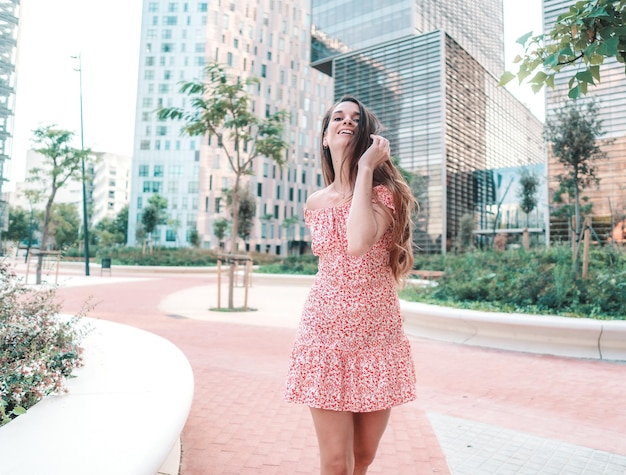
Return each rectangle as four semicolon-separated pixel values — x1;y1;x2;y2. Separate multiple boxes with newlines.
285;96;418;474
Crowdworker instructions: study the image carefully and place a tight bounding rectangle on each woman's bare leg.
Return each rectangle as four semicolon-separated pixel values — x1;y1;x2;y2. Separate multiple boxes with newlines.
310;408;355;475
352;409;391;475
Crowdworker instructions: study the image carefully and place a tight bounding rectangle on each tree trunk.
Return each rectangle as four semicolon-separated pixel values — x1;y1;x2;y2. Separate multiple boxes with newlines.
36;198;54;284
573;174;582;274
228;177;241;310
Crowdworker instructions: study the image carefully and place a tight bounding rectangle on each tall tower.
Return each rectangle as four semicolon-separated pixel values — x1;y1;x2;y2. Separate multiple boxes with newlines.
312;0;504;77
544;0;626;228
0;0;20;236
128;0;333;253
311;0;544;253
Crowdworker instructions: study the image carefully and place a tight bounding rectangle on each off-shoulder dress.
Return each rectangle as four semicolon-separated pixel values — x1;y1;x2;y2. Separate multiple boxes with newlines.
284;185;417;412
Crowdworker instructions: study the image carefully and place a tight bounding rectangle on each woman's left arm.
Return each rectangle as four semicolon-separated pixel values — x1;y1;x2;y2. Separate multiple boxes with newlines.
346;135;393;257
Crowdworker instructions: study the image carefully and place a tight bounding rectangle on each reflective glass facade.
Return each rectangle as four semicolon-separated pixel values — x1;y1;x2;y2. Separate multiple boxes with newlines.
0;0;19;234
333;32;544;252
312;0;504;77
544;1;626;229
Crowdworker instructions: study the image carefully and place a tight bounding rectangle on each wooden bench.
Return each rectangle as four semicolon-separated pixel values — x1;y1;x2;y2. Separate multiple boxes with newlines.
409;270;445;280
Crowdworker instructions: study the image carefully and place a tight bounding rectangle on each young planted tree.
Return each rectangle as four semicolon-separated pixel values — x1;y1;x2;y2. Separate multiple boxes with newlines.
49;203;80;250
2;207;29;245
27;126;91;284
517;168;540;227
544;100;607;268
282;216;300;255
500;0;626;98
140;194;168;253
113;205;129;245
213;217;229;249
158;63;288;309
225;186;257;245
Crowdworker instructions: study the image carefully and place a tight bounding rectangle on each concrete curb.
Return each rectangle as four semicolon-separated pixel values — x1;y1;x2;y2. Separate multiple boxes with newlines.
401;300;626;361
0;318;194;474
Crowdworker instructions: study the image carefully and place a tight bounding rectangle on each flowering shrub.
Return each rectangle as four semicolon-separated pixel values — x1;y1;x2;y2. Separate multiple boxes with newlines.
0;260;90;426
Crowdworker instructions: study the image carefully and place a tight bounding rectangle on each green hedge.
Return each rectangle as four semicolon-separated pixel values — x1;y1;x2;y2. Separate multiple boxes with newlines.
95;247;219;266
256;254;319;275
401;246;626;320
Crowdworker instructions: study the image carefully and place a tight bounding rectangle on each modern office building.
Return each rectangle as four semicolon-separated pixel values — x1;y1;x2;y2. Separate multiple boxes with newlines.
312;1;545;253
312;0;504;78
330;32;545;252
0;0;20;235
127;0;334;253
544;0;626;240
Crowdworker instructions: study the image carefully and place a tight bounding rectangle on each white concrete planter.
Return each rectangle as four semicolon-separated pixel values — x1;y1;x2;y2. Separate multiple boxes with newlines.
0;318;194;475
401;300;626;361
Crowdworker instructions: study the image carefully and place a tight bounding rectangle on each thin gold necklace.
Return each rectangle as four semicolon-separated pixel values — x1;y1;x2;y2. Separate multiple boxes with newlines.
333;183;352;198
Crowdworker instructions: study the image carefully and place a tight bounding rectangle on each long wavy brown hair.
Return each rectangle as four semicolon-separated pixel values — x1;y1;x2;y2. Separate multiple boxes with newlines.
320;95;417;283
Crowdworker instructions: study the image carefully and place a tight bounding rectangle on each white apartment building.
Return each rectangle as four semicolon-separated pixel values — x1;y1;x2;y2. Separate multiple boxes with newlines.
127;0;334;254
10;149;130;227
91;152;131;225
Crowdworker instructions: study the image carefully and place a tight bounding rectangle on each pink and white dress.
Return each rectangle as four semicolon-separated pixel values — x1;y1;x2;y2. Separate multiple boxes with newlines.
285;185;417;412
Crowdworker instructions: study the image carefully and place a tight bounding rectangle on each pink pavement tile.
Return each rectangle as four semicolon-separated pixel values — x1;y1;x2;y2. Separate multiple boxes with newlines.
53;274;626;473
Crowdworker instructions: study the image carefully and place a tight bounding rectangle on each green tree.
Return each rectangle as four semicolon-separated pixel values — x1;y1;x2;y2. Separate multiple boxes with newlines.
113;205;129;245
27;125;91;284
544;100;607;267
500;0;626;99
189;228;200;247
158;63;288;309
94;217;118;248
282;216;300;255
49;203;80;250
140;194;168;253
455;213;476;253
517;169;541;227
225;187;256;243
2;207;29;243
212;217;230;249
94;206;128;249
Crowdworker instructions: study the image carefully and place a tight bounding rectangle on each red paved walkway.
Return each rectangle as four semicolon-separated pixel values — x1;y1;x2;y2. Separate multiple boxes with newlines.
52;271;626;474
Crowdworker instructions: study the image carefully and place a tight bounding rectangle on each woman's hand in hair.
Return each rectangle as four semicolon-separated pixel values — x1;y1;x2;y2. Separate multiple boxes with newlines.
358;134;390;172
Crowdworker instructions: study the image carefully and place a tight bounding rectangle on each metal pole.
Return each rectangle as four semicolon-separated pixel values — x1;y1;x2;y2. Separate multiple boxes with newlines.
73;53;90;276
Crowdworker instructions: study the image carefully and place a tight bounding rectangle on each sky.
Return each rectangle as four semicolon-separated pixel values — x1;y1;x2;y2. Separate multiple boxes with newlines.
7;0;544;190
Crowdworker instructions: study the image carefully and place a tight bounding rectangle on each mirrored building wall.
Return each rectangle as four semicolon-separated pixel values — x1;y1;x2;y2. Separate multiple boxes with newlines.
544;0;626;235
312;0;504;77
333;31;544;253
0;0;20;235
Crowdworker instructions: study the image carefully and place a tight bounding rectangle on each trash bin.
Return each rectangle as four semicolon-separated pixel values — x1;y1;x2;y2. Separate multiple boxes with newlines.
101;258;112;276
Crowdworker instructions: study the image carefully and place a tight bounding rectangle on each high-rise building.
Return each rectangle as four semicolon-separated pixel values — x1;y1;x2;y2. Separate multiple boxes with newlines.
544;0;626;240
0;0;20;236
312;0;504;77
312;1;544;253
128;0;334;253
91;152;131;226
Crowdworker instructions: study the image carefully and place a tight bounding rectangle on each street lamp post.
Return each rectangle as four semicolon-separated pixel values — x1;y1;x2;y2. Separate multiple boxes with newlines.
72;53;90;276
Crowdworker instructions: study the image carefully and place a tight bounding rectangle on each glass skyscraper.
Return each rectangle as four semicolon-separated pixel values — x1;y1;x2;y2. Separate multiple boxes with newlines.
0;0;20;236
312;1;544;253
312;0;504;77
544;0;626;238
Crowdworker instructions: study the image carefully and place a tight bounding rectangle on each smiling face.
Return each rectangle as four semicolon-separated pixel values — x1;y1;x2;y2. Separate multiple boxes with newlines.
322;100;361;152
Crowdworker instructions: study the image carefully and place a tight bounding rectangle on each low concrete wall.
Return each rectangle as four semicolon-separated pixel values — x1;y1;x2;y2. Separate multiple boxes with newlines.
401;300;626;361
0;318;194;475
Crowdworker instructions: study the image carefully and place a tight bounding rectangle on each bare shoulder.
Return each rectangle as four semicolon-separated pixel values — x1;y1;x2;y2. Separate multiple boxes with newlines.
305;186;335;210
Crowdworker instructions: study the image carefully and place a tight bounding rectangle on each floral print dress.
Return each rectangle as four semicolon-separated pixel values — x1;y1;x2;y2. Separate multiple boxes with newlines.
285;185;417;412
